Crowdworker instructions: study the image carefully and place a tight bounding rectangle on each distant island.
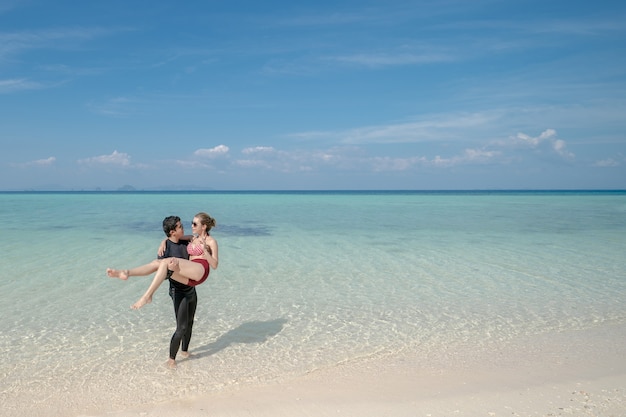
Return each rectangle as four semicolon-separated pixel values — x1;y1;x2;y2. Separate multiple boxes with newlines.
117;185;137;192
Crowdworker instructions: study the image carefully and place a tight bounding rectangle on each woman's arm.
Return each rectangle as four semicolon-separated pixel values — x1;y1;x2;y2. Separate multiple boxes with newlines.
203;236;219;269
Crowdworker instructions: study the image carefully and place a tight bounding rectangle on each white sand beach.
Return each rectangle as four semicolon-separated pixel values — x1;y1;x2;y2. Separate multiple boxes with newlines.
85;323;626;417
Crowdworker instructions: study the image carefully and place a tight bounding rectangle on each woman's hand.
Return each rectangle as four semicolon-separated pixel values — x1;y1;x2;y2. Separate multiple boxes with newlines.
157;239;167;257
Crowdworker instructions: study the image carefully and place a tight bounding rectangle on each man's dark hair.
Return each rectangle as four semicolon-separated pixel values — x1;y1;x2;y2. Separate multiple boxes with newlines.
162;216;181;237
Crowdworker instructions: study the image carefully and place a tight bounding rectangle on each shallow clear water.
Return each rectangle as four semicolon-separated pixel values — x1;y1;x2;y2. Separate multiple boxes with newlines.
1;191;625;416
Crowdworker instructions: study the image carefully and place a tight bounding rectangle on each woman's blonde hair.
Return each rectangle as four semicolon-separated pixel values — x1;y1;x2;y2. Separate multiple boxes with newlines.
195;212;216;233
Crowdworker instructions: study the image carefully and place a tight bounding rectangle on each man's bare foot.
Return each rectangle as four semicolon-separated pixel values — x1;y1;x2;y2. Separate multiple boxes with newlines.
166;358;177;369
180;351;191;359
130;295;151;310
106;268;129;280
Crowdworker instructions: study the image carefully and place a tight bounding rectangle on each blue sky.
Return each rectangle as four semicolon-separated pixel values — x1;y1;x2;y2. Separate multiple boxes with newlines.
1;0;625;190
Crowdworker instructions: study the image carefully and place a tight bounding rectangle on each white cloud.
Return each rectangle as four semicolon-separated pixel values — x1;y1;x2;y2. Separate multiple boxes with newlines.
515;129;558;147
234;147;308;172
32;156;56;166
234;159;274;169
0;78;42;93
593;158;620;167
242;146;275;154
235;147;338;172
12;156;56;168
552;139;574;160
232;143;504;174
516;133;541;147
178;125;578;177
0;27;130;59
593;154;624;167
370;156;427;171
78;150;130;166
431;148;502;168
464;148;500;161
284;120;576;174
290;112;495;145
194;145;230;158
174;160;213;169
510;128;575;160
364;147;502;171
331;51;453;68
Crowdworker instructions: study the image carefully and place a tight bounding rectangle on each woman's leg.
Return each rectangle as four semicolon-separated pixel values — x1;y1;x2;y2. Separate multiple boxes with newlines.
166;258;206;284
130;258;204;309
131;260;171;309
107;259;162;280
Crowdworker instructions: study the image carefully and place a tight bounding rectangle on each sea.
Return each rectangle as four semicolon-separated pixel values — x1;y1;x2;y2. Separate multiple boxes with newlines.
1;190;625;416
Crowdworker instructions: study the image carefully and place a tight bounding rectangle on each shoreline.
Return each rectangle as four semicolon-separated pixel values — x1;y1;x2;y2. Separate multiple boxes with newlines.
84;323;626;417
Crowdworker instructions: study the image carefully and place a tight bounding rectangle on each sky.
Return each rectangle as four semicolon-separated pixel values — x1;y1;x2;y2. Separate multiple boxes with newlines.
1;0;625;190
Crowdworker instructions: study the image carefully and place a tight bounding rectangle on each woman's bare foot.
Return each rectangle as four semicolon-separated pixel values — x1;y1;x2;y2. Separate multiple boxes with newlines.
180;351;191;359
106;268;129;280
166;358;177;369
130;295;151;310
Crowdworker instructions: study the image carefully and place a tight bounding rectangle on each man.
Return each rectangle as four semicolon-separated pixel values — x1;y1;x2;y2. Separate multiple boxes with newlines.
159;215;198;369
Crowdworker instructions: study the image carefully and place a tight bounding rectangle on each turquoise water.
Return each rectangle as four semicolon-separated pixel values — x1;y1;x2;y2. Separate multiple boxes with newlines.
1;191;625;416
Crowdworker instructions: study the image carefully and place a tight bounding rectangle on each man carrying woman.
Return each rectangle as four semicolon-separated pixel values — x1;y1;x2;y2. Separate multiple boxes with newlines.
107;212;218;368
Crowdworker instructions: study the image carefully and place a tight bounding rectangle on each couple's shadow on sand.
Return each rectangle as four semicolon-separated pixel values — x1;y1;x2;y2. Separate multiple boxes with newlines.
191;318;288;359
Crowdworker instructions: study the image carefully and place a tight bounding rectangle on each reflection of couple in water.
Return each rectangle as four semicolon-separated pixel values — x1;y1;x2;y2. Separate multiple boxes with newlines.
107;212;218;368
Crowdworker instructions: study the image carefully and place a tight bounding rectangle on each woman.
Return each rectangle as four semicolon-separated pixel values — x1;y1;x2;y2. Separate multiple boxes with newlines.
107;212;218;310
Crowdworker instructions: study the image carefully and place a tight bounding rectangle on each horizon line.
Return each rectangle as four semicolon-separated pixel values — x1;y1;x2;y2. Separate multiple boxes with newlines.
1;189;625;193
